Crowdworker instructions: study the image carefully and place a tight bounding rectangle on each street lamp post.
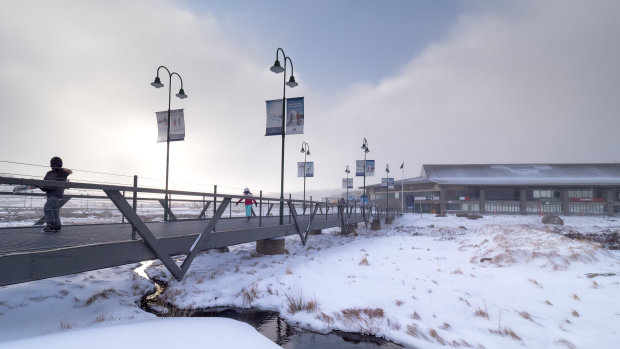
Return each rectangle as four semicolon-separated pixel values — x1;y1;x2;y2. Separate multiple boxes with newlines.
270;48;298;225
344;165;351;204
300;141;310;213
151;66;187;221
361;138;370;225
385;164;390;217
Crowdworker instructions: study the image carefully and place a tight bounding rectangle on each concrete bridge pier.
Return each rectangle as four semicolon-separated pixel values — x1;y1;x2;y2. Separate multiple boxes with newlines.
371;218;381;230
256;238;286;255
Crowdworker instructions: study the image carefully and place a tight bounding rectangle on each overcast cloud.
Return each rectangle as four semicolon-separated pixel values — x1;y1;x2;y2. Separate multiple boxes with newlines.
0;0;618;197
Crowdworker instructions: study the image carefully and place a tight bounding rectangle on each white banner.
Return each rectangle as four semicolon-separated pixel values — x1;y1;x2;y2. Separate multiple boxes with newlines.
297;161;314;177
156;109;185;143
265;99;283;136
342;178;353;189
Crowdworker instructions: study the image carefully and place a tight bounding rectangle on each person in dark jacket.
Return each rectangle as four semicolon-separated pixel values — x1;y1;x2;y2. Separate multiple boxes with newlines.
235;188;257;221
40;156;72;232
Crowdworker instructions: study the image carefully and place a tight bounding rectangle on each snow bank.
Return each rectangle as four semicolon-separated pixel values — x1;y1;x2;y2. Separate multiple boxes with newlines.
0;318;280;349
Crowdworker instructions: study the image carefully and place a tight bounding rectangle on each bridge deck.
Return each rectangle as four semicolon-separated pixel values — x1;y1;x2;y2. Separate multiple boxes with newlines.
0;213;364;286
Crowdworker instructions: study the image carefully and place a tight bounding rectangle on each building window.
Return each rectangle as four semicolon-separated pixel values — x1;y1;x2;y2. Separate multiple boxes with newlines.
569;203;604;214
568;189;593;199
485;203;519;213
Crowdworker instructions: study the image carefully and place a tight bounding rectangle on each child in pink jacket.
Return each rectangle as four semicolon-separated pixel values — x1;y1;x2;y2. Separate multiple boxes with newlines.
236;188;257;220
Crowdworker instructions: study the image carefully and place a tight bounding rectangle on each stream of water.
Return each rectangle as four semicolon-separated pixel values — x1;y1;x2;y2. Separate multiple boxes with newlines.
141;280;404;348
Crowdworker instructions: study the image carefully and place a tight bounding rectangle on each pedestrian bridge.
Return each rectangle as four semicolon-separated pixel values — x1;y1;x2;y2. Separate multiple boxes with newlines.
0;176;395;286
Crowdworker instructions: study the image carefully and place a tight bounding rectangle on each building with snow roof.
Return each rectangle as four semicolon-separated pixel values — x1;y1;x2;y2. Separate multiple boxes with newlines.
365;164;620;215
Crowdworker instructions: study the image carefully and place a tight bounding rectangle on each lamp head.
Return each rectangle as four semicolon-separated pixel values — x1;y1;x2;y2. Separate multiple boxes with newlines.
306;150;310;156
300;146;305;153
270;59;285;73
175;88;187;99
286;75;298;88
151;76;164;88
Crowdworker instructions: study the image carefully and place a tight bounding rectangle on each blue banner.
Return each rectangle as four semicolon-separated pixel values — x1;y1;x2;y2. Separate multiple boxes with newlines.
356;160;375;176
286;97;304;135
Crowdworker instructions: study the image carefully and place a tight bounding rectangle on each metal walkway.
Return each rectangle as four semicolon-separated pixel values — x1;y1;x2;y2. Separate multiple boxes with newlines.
0;176;386;286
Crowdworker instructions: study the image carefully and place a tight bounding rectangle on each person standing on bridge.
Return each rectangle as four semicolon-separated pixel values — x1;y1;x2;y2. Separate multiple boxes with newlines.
40;156;72;233
236;188;257;221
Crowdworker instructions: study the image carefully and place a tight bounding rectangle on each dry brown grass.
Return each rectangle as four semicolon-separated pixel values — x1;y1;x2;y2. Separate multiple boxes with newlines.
405;324;428;340
489;326;521;341
359;257;370;266
440;322;451;330
572;294;580;300
554;338;577;349
518;311;533;322
452;269;464;275
410;311;421;320
592;280;599;288
92;314;107;323
545;299;553;306
394;300;404;307
571;310;580;317
315;312;335;325
60;319;74;329
528;278;543;288
240;286;258;306
459;296;471;307
474;306;489;319
84;288;120;306
286;267;293;275
285;289;319;314
387;317;401;331
336;307;385;334
429;328;446;345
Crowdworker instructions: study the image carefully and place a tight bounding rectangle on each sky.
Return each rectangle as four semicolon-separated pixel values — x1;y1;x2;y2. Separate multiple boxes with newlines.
0;0;619;197
1;214;619;348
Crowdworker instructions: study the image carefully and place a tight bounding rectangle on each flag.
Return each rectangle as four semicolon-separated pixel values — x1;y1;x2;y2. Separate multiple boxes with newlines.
400;162;404;169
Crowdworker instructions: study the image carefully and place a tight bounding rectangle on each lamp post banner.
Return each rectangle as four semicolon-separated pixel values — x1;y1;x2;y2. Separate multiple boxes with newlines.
342;178;353;189
356;160;375;176
156;109;185;143
265;99;283;136
286;97;304;135
297;161;314;177
382;178;395;189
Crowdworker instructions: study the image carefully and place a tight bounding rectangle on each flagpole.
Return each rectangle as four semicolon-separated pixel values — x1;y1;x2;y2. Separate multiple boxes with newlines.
401;162;404;214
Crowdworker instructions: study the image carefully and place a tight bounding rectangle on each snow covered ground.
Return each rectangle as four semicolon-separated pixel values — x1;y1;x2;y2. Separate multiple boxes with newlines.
1;214;619;348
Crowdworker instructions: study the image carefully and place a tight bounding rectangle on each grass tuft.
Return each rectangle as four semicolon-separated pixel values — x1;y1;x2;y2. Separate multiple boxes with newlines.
429;328;446;345
359;257;370;266
489;327;521;341
474;306;489;319
405;324;428;340
84;288;120;306
518;311;533;322
571;310;580;317
554;338;577;349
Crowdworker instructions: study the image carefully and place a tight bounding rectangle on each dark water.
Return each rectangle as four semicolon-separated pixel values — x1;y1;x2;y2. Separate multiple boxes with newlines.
196;307;404;348
142;282;403;348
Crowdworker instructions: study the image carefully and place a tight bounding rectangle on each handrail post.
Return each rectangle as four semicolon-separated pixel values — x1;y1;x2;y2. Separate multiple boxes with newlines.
289;193;292;224
259;190;263;227
132;175;138;240
213;185;217;218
